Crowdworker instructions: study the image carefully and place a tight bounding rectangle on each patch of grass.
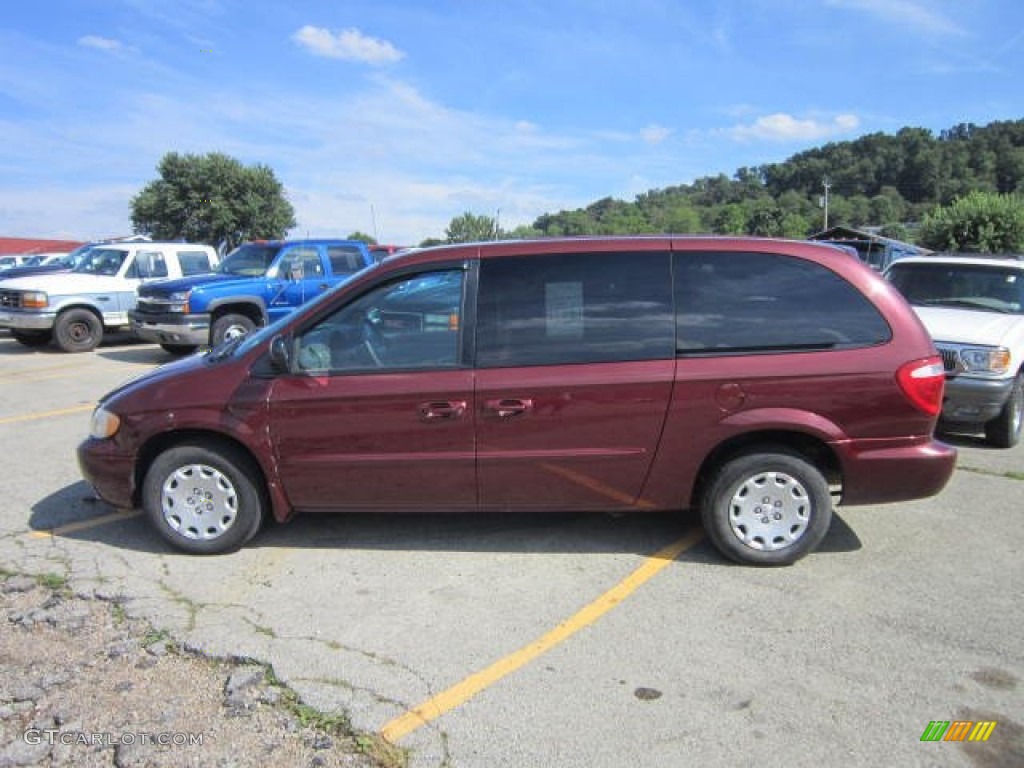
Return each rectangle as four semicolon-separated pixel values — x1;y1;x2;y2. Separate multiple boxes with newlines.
960;466;1024;482
251;623;277;638
356;733;408;768
142;628;172;646
290;701;352;733
111;602;127;625
36;572;68;591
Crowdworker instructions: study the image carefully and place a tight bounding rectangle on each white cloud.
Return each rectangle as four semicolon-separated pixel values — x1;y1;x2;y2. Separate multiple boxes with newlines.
730;113;860;142
292;26;404;65
641;124;672;145
825;0;965;37
77;35;129;53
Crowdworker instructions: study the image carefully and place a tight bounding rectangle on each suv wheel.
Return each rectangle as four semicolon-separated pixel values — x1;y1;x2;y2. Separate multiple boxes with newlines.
211;313;255;346
11;330;52;347
143;443;264;554
54;309;103;353
984;374;1023;449
701;451;832;566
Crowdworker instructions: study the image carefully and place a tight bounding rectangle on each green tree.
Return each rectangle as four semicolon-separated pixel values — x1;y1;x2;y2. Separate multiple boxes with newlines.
919;191;1024;252
131;152;296;249
346;231;377;244
445;211;500;243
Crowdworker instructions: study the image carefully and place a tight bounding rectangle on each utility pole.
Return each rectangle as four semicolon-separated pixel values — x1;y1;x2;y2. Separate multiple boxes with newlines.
821;177;831;230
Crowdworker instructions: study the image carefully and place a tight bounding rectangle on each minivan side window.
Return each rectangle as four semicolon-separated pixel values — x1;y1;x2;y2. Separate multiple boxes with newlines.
295;269;465;372
476;251;674;367
674;251;891;353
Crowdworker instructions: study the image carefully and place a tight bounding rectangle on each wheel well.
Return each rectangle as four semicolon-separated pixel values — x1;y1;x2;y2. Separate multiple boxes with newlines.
690;430;842;510
134;429;271;513
56;304;103;325
211;303;264;326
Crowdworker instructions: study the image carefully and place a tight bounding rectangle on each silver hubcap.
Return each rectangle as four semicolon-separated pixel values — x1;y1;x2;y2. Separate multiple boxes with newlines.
728;471;811;551
160;464;238;541
222;324;248;341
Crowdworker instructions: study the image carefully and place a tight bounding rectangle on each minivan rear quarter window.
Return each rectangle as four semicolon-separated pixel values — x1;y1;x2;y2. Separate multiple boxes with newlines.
475;250;674;367
674;251;891;353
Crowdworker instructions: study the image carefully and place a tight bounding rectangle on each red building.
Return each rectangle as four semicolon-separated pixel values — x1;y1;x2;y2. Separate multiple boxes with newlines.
0;237;86;255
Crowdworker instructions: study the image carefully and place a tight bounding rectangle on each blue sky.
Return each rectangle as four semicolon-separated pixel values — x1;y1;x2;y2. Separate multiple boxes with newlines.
1;1;1022;245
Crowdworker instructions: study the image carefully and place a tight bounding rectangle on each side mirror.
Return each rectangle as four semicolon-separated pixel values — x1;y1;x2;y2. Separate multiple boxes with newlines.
269;335;292;372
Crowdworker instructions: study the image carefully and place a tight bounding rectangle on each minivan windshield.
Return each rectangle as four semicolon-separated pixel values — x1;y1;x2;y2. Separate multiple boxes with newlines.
887;262;1024;314
218;244;281;276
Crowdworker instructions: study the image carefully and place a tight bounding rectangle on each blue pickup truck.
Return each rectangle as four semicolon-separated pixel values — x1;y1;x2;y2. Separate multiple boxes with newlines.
129;239;373;354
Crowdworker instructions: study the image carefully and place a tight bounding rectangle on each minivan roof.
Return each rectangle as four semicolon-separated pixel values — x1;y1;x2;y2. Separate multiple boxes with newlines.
389;235;855;268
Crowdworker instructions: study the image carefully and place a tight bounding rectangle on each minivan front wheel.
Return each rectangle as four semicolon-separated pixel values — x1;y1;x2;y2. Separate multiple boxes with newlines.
702;452;832;566
143;443;264;554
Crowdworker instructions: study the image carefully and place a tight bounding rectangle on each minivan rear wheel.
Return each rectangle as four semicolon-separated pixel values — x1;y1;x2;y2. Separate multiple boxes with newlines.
143;443;264;554
701;452;832;566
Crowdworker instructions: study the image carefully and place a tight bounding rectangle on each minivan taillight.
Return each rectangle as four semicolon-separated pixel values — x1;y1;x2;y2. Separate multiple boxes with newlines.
896;356;945;416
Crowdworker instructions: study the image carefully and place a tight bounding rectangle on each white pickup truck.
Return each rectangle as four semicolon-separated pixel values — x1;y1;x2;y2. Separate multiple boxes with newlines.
0;242;219;352
885;253;1024;447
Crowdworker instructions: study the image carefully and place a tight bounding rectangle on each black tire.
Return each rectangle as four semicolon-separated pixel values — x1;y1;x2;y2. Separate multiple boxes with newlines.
701;451;832;566
160;343;198;356
984;374;1023;449
11;330;52;347
210;313;256;346
143;443;264;555
54;308;103;353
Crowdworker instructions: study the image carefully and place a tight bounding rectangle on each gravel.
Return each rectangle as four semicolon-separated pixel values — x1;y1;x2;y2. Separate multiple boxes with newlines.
0;574;403;768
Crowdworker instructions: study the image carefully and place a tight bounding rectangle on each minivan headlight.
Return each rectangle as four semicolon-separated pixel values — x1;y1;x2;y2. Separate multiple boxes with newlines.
89;406;121;439
958;346;1010;375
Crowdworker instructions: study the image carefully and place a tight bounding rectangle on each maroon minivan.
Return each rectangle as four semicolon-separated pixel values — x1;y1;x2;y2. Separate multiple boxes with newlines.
78;237;956;565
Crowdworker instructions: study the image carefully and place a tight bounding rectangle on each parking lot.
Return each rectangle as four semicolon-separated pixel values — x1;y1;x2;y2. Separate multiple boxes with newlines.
1;332;1021;768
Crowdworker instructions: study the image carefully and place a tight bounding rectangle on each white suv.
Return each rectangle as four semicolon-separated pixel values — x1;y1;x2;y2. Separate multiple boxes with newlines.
886;254;1024;447
0;242;219;353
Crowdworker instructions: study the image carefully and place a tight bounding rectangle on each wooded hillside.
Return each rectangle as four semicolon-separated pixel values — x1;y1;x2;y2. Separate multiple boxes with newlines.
518;120;1024;242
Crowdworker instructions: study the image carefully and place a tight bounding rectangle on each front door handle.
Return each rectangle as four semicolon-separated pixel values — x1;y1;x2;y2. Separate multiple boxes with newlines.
485;398;534;418
419;400;467;422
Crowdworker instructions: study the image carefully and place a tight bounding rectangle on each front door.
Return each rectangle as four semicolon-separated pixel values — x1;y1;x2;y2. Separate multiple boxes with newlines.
268;268;474;511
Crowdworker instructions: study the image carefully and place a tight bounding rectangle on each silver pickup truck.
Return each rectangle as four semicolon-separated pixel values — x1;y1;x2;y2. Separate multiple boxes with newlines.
0;242;219;352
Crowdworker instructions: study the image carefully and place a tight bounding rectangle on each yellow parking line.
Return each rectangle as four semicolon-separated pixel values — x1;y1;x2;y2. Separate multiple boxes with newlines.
0;403;94;425
380;527;704;743
0;361;87;380
29;509;141;538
